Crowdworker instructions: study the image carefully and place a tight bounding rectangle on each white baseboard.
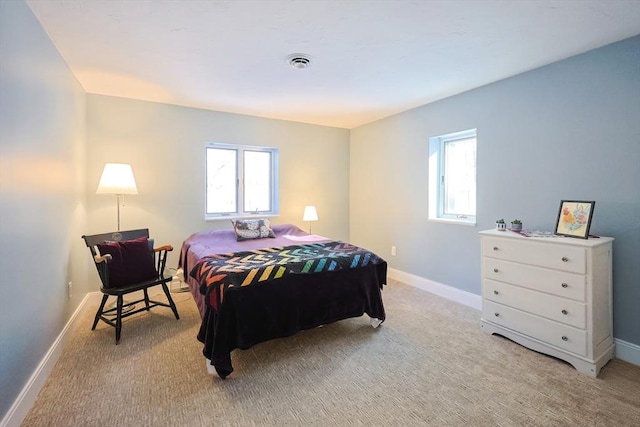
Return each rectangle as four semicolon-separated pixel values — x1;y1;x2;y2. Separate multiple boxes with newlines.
0;292;100;427
388;267;482;310
614;338;640;367
387;267;639;367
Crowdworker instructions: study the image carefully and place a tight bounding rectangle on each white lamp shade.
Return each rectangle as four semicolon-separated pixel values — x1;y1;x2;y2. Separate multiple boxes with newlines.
303;205;318;222
96;163;138;195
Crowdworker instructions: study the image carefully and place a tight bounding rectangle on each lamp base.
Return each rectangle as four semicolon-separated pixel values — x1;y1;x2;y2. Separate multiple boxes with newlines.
170;278;190;293
171;285;190;293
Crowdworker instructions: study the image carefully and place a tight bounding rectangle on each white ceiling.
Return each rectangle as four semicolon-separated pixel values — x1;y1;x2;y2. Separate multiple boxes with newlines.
26;0;640;129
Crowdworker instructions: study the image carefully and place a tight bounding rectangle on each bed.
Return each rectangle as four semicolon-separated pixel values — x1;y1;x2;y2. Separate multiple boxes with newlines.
180;222;387;378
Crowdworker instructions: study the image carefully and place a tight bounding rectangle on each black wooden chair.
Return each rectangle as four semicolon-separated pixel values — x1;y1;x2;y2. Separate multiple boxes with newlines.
82;229;179;344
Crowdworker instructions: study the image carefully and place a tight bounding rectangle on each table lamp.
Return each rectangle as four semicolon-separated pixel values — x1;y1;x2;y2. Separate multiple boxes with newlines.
96;163;138;231
303;205;318;234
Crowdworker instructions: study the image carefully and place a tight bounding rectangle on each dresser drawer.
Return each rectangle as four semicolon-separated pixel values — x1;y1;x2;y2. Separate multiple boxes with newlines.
484;279;586;329
483;258;586;301
483;300;587;356
483;237;586;274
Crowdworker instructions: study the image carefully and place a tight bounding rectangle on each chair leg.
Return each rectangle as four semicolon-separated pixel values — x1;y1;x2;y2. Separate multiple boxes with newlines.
92;295;109;330
115;295;123;345
161;283;180;320
143;288;150;310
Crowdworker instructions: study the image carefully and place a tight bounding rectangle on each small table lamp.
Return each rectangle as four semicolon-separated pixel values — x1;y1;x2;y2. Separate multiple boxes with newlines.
96;163;138;231
303;205;318;234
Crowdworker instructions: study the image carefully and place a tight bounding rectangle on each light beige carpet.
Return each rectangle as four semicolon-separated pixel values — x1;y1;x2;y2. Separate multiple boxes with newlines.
22;280;640;426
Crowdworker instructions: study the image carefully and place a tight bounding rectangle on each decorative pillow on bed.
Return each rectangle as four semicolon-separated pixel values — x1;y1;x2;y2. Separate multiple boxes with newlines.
96;237;157;288
231;218;276;241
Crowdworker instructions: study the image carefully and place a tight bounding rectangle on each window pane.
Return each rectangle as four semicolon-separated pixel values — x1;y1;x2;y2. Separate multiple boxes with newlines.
206;148;237;214
205;142;279;219
443;137;476;216
244;150;271;212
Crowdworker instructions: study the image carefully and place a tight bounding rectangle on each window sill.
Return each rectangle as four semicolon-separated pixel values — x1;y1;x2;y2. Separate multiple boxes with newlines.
205;214;280;222
427;217;476;226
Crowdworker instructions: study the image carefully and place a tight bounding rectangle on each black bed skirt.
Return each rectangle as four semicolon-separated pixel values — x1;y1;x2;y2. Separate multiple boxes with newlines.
197;262;387;378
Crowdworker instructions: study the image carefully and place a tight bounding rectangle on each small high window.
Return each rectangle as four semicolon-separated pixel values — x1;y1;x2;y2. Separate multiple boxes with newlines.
428;129;477;225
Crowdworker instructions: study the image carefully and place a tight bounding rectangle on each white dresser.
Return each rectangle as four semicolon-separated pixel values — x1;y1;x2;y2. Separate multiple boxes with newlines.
479;229;615;377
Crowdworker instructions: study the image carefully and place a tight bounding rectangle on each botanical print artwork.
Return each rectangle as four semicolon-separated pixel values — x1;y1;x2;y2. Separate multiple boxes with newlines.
560;203;590;231
555;200;595;239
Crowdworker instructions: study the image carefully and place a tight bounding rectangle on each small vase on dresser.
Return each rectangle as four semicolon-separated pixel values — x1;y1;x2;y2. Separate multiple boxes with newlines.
479;229;615;377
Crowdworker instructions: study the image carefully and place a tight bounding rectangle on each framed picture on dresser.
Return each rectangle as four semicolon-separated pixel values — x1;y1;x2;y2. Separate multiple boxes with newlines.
554;200;595;239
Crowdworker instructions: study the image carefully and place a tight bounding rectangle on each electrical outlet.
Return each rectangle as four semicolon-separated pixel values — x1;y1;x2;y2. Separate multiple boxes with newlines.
67;281;73;299
391;246;397;256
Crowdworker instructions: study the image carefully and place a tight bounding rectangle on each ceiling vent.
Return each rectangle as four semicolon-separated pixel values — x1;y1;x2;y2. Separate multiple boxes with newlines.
286;54;312;69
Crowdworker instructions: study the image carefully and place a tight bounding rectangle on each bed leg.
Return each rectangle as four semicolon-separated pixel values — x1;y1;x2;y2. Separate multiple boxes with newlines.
205;359;216;375
370;317;383;328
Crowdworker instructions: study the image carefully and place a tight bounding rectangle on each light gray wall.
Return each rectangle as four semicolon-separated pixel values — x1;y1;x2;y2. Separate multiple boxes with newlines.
86;94;350;272
0;0;88;419
350;36;640;346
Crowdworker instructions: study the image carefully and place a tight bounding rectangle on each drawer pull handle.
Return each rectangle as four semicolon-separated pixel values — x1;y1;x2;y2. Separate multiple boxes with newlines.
561;309;568;315
493;247;499;251
493;290;499;295
561;336;568;341
562;257;569;262
494;312;500;317
561;283;568;288
493;268;499;273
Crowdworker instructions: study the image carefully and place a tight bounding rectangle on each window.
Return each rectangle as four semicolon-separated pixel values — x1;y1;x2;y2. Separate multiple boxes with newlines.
428;129;477;225
205;142;279;219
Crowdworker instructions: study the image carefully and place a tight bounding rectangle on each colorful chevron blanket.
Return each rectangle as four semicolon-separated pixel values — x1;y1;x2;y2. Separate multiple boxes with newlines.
190;241;383;310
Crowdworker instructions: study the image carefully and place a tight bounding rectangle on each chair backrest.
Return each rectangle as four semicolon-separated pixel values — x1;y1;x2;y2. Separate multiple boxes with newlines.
82;229;150;256
82;229;154;288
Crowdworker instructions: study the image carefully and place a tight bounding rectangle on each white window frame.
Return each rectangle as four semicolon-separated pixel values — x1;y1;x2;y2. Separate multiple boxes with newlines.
428;129;477;225
205;142;279;220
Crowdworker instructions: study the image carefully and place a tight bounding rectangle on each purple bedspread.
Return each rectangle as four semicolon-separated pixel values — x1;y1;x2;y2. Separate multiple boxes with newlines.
180;224;330;318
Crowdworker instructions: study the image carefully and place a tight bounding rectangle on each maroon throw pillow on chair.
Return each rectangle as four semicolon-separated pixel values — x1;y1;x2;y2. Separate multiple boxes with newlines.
96;237;158;288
